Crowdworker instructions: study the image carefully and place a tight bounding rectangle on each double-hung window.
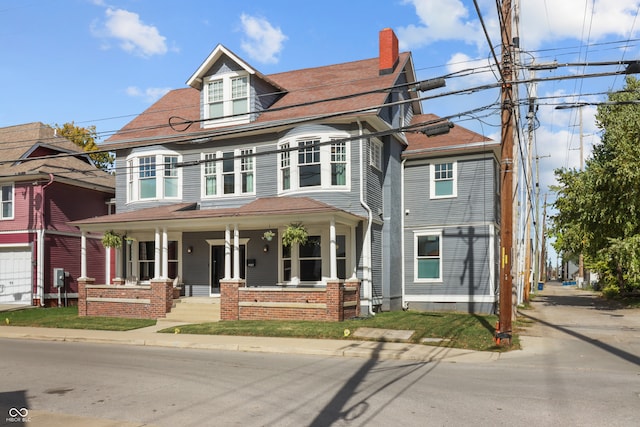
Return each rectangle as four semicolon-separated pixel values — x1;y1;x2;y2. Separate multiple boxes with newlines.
280;143;291;191
298;140;321;187
231;76;248;115
204;153;217;196
431;161;457;198
331;141;347;186
1;184;13;220
415;232;442;281
202;148;255;197
139;156;156;200
163;156;178;198
222;151;235;195
240;148;254;193
204;73;250;126
207;80;224;119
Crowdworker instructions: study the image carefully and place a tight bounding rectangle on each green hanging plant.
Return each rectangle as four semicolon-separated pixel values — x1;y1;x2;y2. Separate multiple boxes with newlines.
102;230;122;249
281;223;308;247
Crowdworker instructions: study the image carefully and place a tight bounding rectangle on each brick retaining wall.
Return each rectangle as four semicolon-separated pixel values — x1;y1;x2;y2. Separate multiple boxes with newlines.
221;279;361;322
78;278;174;319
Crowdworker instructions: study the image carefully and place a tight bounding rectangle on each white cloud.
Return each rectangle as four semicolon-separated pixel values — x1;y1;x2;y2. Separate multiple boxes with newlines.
446;52;497;86
93;8;167;57
239;14;287;64
126;86;171;103
521;0;640;49
397;0;490;52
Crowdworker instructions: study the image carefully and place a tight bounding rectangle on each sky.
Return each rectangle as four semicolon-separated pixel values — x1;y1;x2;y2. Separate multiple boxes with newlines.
2;0;640;264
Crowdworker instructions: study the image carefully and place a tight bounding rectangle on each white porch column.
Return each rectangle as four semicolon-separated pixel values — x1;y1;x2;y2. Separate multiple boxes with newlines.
329;217;337;279
80;231;87;278
224;225;231;279
162;227;169;278
154;228;161;279
350;225;358;279
233;224;240;279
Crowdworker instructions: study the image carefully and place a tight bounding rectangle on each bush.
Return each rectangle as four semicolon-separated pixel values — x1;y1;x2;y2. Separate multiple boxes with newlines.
602;284;620;299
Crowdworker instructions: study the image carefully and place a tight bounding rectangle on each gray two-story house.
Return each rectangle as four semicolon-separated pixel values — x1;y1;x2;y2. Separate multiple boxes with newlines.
75;29;500;316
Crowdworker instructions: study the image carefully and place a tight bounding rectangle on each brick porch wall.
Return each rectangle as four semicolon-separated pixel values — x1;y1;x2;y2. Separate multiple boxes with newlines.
78;278;174;319
220;279;361;322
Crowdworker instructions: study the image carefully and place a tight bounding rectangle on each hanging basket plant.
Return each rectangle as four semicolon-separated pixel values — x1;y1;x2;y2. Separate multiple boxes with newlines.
282;223;308;247
102;230;123;249
262;230;275;242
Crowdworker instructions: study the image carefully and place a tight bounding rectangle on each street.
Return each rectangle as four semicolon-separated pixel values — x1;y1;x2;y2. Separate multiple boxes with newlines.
1;282;639;426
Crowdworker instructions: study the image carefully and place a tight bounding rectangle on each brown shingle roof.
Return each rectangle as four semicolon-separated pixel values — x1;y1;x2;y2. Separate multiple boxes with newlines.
0;122;115;190
106;52;414;145
73;197;363;226
404;114;497;158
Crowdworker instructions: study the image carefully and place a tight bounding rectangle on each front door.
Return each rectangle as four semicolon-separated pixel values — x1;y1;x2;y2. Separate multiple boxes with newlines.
210;245;246;295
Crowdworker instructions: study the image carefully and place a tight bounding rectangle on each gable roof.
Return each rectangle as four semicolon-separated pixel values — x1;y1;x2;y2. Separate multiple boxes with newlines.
0;122;115;191
105;51;416;147
404;114;498;158
186;44;285;92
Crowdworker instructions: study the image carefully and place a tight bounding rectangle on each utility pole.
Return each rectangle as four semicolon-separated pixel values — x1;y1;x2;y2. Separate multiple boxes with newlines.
498;0;514;346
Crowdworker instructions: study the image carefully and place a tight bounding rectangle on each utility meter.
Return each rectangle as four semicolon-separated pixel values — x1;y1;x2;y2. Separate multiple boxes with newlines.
54;268;65;288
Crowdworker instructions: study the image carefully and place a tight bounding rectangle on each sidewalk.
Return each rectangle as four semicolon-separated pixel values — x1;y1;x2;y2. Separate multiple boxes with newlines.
0;320;502;363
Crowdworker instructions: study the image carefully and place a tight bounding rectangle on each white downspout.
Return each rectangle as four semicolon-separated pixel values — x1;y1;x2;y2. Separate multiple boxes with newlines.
358;120;374;315
401;158;407;310
38;174;54;306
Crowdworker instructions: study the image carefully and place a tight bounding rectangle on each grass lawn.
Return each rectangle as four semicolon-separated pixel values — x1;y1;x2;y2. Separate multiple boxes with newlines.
2;307;518;351
2;306;156;331
162;311;517;352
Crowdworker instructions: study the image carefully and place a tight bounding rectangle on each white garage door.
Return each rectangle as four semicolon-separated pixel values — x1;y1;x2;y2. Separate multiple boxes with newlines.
0;248;32;304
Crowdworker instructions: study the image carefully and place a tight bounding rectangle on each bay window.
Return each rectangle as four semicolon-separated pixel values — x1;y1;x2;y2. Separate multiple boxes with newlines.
126;150;182;203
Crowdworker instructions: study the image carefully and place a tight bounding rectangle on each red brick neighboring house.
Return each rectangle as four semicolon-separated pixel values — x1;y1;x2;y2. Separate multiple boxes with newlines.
0;122;115;306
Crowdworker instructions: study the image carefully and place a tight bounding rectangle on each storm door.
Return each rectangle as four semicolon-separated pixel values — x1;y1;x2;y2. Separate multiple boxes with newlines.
210;244;246;295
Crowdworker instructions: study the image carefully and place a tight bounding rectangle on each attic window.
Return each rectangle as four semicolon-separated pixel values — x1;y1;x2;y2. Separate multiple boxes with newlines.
204;73;250;127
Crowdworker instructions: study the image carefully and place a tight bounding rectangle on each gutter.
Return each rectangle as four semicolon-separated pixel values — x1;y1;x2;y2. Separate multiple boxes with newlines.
357;120;375;316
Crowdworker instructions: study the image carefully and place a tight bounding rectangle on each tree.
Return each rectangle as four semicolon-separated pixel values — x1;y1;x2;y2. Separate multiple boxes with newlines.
550;76;640;295
55;122;114;172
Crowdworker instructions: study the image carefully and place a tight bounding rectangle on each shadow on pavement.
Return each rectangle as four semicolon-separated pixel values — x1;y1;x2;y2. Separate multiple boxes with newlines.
520;310;640;367
533;292;627;310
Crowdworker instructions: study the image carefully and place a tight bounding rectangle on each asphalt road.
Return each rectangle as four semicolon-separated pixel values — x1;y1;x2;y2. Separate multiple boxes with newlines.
1;282;639;427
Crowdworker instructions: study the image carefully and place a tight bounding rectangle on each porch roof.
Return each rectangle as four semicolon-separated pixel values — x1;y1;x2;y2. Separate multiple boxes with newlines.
72;197;365;232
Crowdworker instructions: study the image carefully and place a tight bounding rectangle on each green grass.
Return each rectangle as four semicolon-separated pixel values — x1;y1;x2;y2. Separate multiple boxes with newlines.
2;307;518;351
2;306;156;331
162;311;514;352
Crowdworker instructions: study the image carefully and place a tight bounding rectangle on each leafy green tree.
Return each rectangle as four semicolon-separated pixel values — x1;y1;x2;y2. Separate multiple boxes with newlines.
55;122;114;173
550;76;640;295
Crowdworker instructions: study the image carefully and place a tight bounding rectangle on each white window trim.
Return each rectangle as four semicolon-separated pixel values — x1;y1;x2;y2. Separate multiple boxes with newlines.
200;148;256;198
126;149;182;203
279;225;352;285
0;183;14;220
203;72;250;128
429;161;458;199
414;230;443;283
370;139;383;171
277;133;351;194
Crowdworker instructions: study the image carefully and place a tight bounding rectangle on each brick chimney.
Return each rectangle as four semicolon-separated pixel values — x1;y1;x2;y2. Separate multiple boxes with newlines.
379;28;399;75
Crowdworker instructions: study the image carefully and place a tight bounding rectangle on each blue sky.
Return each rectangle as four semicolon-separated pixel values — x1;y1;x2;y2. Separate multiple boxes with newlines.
2;0;640;263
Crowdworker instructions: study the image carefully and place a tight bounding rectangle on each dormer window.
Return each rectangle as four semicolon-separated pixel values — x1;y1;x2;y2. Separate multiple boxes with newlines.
204;73;250;126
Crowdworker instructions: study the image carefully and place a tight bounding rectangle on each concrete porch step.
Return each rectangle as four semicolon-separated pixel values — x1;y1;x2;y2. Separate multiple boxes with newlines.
164;297;220;323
